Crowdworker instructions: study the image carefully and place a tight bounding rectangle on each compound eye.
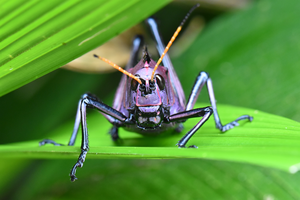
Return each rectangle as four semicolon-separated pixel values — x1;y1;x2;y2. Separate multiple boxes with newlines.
155;74;165;90
149;80;156;91
131;75;140;91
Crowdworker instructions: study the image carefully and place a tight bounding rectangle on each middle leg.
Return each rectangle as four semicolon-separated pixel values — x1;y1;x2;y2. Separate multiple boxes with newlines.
186;71;253;132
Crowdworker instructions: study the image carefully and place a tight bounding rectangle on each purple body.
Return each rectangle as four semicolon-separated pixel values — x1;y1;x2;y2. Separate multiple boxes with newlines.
111;58;185;135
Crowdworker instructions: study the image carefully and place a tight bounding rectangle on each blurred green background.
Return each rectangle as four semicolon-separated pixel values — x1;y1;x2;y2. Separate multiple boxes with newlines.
1;0;300;199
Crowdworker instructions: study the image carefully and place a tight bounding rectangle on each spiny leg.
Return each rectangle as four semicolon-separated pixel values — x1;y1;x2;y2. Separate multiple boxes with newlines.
69;93;128;181
186;71;253;132
70;98;89;182
39;95;89;182
39;95;89;181
40;93;129;181
168;107;213;147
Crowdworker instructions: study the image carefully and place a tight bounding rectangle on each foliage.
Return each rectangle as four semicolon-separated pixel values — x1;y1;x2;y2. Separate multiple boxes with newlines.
1;0;300;199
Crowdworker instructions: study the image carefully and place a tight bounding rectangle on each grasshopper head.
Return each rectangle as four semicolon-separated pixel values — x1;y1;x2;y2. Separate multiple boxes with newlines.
130;60;167;128
131;61;166;106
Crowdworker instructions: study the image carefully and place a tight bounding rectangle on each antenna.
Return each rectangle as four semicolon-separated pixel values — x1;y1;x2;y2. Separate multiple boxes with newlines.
94;54;142;84
151;4;200;81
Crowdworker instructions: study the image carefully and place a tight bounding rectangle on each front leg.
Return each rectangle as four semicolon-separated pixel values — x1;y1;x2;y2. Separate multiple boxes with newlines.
168;107;213;148
186;71;253;132
39;93;130;181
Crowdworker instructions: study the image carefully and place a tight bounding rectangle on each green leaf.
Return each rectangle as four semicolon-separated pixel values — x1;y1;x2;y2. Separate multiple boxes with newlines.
0;0;170;97
1;104;300;174
2;0;300;199
5;159;300;200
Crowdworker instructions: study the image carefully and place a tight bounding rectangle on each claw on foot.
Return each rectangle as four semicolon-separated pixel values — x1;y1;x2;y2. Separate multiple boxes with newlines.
70;175;77;182
176;144;198;148
39;139;64;146
249;116;254;122
69;150;88;182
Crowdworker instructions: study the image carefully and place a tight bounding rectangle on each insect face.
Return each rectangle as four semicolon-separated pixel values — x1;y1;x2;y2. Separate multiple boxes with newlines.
130;62;167;129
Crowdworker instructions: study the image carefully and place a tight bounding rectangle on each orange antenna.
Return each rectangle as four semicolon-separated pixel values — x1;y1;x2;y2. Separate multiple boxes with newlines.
151;4;200;81
94;54;142;84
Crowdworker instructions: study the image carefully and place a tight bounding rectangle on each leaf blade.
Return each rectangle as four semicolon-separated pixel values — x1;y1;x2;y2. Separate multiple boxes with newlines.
0;0;171;96
1;104;300;174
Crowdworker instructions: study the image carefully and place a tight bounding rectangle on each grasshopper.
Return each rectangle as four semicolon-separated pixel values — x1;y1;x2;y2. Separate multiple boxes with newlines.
40;4;253;181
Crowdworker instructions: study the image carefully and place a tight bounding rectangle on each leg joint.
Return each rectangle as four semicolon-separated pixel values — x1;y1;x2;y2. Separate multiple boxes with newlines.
204;106;213;114
199;71;209;79
81;93;101;101
198;106;213;116
81;93;90;99
81;93;102;106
